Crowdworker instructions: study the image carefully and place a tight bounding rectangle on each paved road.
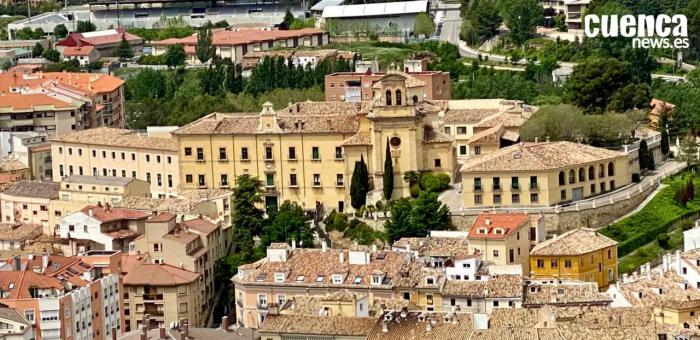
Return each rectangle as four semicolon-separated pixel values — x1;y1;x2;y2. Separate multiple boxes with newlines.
436;1;686;83
439;160;687;214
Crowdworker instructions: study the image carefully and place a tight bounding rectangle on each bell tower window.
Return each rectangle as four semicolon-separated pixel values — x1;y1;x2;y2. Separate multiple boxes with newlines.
385;90;392;106
395;90;402;105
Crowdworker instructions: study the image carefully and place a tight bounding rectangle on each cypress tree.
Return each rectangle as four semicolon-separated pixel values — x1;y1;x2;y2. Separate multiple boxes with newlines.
351;155;369;210
660;112;670;155
639;140;650;172
383;138;394;200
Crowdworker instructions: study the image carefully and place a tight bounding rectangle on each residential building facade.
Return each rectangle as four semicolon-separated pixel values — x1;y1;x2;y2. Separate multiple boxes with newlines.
0;180;59;234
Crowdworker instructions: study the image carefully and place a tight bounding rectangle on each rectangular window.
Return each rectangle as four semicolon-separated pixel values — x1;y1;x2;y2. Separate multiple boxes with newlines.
601;182;606;192
493;177;501;190
537;259;544;268
551;259;558;268
444;126;451;134
591;184;596;195
564;259;572;268
266;174;274;187
145;154;150;162
167;175;173;188
221;174;228;187
434;159;441;167
561;189;566;200
511;177;519;190
511;194;520;204
146;173;151;183
157;174;162;186
335;147;343;159
265;147;273;160
457;126;467;134
219;148;227;160
196;148;204;161
313;174;321;186
288;147;296;160
530;176;538;189
289;174;298;186
241;147;249;160
474;145;481;155
198;175;205;187
493;194;501;204
459;145;467;155
530;193;539;203
610;180;616;190
474;177;482;191
336;174;344;186
312;146;320;160
474;194;482;204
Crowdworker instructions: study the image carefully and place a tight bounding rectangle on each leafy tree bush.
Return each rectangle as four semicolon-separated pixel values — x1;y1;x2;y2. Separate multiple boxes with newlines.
500;0;543;45
76;21;96;33
117;35;134;60
460;0;502;46
413;12;435;37
343;219;380;245
53;23;68;38
385;193;450;242
196;27;215;64
31;42;43;58
260;201;312;248
656;233;670;249
41;48;60;62
164;44;186;68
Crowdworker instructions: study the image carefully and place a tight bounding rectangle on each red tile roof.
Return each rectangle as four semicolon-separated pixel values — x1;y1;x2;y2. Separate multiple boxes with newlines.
123;262;200;286
152;28;324;47
0;93;75;111
468;213;530;240
81;205;150;223
62;46;95;56
179;218;218;235
0;72;124;95
56;28;142;48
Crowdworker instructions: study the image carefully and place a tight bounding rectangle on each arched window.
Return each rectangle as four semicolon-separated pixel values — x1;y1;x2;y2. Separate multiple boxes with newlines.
568;169;575;184
588;166;595;180
395;90;402;105
599;164;605;178
558;171;565;186
608;162;615;176
412;95;419;104
578;168;585;182
385;90;392;106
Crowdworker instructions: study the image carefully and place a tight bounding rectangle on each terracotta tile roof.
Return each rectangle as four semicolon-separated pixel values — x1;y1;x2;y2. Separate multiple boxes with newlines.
2;180;58;199
424;128;454;143
442;108;499;124
162;228;199;245
50;127;177;151
177;188;232;201
650;98;675;116
441;275;523;298
233;248;409;289
56;28;142;47
146;211;176;223
0;93;75;111
502;129;520;142
0;271;63;298
369;298;421;317
0;72;124;95
470;328;539;340
341;131;372;146
322;289;367;302
279;296;324;316
467;124;503;145
179;218;218;235
152;28;324;47
0;307;28;326
475;112;529;128
392;236;470;258
260;314;376;337
0;158;27;172
115;196;218;218
62;175;136;186
616;271;700;309
122;262;200;286
103;228;140;240
62;46;95;56
468;213;530;240
523;282;612;306
244;49;354;60
530;228;617;256
80;205;150;223
366;312;473;340
174;106;361;135
461;141;624;173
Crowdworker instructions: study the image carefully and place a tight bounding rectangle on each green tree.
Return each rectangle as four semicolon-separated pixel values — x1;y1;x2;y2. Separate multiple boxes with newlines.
126;69;166;100
403;171;419;186
383;139;394;200
261;201;312;248
413;12;435;37
164;44;186;68
350;155;369;210
282;9;295;29
76;21;96;33
606;83;651;112
196;27;215;64
460;0;502;46
31;42;44;58
0;58;10;71
385;198;414;242
567;58;633;113
53;24;68;38
117;35;134;60
639;139;651;173
500;0;543;45
231;175;265;260
411;191;450;235
41;48;60;62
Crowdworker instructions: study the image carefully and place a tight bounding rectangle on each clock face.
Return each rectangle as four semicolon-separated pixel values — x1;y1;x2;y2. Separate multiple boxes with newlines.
266;123;271;128
390;136;401;148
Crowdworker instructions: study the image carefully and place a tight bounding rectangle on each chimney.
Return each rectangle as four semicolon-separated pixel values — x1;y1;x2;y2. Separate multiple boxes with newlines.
535;136;539;143
13;255;20;271
221;316;229;332
676;250;683;275
42;253;49;271
662;254;668;274
159;327;166;339
105;203;111;212
382;320;388;333
546;136;550;142
405;244;410;253
292;239;296;250
88;208;94;217
372;244;377;253
111;328;117;340
339;251;344;264
322;241;327;252
485;218;491;225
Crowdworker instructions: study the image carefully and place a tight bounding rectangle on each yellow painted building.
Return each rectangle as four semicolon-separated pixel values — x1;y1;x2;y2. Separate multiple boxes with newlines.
461;141;631;208
530;228;618;288
173;71;455;212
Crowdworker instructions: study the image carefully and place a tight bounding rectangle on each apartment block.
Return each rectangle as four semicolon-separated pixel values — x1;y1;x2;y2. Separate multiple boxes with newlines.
530;228;618;288
0;252;123;340
50;176;150;235
461;141;631;207
50;128;180;198
121;254;203;331
0;94;80;136
0;180;59;234
58;204;150;255
324;68;451;102
0;71;126;128
467;213;545;274
131;212;225;318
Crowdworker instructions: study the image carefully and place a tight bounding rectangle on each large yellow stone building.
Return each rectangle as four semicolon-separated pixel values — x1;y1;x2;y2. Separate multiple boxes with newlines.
173;72;537;212
529;228;618;288
461;141;631;208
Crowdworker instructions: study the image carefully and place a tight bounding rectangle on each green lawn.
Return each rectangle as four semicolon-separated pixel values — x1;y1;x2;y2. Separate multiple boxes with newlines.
600;172;700;273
